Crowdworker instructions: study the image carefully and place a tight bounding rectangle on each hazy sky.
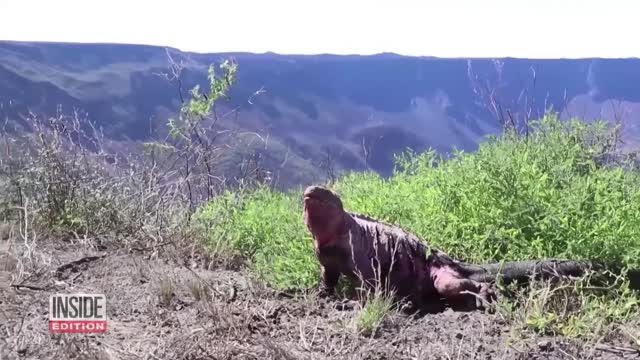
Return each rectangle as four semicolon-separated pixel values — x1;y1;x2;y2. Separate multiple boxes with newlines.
1;0;638;58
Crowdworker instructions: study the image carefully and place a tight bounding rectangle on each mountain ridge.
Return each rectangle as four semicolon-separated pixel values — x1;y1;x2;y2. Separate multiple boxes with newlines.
1;40;639;187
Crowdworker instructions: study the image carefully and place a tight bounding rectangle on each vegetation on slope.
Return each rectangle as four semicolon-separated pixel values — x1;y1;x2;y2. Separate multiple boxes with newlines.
194;114;640;337
196;114;640;289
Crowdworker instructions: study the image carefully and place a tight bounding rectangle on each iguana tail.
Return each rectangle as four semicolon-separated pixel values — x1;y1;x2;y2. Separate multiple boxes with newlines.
458;258;640;290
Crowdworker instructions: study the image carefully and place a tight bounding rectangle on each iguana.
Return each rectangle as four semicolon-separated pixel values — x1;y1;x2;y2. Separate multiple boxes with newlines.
302;185;639;311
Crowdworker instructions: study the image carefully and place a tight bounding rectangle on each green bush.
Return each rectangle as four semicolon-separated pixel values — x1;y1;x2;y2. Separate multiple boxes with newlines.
336;115;640;267
193;186;319;289
195;114;640;290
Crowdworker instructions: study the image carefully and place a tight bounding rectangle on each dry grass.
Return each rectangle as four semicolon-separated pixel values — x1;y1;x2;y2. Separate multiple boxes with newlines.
495;270;640;342
1;223;639;360
158;275;176;307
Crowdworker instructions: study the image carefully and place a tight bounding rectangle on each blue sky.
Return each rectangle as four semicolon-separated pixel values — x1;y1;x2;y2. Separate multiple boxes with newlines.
1;0;638;58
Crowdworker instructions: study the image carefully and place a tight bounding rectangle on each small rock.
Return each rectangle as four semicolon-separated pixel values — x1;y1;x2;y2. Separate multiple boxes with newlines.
537;340;553;352
455;333;464;340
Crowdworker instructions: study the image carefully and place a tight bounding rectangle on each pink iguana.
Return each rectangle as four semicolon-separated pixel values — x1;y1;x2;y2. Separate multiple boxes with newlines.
302;185;638;312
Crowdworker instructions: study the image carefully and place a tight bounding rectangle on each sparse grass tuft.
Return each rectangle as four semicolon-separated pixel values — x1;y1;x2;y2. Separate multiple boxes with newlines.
158;275;175;307
188;279;206;301
499;270;640;339
0;251;18;272
354;290;395;337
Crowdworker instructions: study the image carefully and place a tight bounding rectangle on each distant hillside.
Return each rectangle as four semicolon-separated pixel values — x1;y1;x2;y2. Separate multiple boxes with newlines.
1;41;639;187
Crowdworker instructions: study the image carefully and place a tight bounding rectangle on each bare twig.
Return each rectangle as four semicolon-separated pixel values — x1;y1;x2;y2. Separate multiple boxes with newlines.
9;283;47;291
55;254;107;277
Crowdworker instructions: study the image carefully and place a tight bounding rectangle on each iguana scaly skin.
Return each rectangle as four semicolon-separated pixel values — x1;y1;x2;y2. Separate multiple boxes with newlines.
302;185;639;311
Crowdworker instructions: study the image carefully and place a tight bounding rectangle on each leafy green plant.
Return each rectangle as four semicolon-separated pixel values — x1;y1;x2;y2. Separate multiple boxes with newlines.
194;113;640;337
193;185;319;289
335;114;640;268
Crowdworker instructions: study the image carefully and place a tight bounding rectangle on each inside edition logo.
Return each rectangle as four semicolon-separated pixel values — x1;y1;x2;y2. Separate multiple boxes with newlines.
49;294;107;333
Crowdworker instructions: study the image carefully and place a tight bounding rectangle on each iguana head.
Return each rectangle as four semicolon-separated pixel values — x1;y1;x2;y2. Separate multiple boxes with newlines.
303;185;346;245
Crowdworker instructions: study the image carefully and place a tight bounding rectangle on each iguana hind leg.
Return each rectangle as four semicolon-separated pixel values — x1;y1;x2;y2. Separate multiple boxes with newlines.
430;265;495;310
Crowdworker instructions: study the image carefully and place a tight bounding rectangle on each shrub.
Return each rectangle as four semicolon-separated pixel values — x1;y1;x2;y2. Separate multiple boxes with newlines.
337;115;640;267
0;57;261;242
195;113;640;291
194;185;318;289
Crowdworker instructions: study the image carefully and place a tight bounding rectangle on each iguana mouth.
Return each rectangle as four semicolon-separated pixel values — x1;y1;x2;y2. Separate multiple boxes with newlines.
303;186;344;240
303;187;330;212
303;190;324;202
303;186;341;207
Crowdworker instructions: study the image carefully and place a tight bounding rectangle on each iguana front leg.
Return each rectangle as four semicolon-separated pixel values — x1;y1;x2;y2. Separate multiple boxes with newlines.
318;265;341;297
318;265;360;311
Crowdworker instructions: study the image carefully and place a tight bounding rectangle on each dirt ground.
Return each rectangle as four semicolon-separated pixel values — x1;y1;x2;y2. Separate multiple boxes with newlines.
1;232;639;360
